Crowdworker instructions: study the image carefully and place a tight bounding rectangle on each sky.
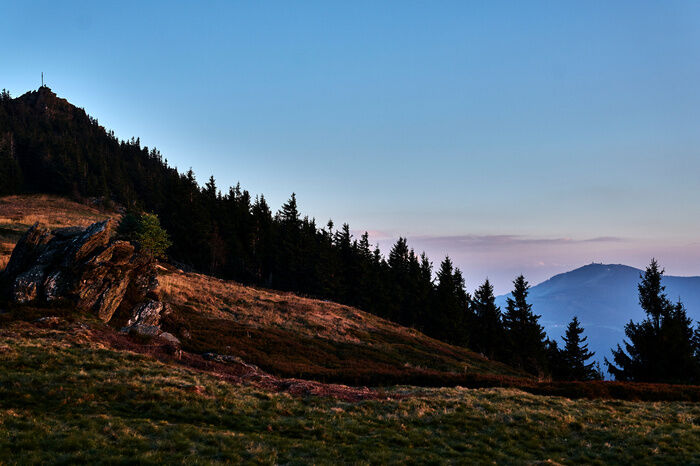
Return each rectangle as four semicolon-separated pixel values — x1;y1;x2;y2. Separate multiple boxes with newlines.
2;1;700;293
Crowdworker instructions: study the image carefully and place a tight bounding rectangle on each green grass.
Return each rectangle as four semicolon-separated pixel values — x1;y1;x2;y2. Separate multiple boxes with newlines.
1;325;699;464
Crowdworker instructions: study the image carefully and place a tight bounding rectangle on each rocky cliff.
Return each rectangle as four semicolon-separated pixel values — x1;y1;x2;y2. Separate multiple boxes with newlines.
0;220;178;344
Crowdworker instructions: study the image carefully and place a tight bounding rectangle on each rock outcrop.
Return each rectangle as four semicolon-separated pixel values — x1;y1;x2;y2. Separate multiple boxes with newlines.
1;221;174;343
121;300;179;345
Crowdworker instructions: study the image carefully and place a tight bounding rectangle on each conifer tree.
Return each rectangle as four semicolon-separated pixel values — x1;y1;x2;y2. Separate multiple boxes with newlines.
387;237;410;322
431;257;470;345
607;259;700;383
117;212;172;259
275;193;302;290
203;175;218;200
471;279;504;359
561;316;597;380
278;193;300;226
502;275;547;375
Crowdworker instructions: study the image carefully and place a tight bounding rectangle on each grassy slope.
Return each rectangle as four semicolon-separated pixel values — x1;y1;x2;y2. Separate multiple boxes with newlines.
156;269;522;384
1;195;699;462
1;323;699;464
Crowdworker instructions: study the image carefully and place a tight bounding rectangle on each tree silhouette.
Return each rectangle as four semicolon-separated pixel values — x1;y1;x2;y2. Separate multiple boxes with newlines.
607;260;700;383
561;316;597;381
471;278;504;360
503;275;547;375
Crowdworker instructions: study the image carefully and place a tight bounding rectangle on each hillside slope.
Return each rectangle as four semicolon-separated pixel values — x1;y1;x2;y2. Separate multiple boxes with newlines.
0;195;521;383
155;267;520;384
496;263;700;368
0;87;483;350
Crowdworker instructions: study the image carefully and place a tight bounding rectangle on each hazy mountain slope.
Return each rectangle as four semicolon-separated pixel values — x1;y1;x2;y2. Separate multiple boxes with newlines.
496;263;700;367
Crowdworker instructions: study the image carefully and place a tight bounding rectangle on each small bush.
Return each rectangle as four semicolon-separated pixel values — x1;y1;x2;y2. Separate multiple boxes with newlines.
117;212;172;258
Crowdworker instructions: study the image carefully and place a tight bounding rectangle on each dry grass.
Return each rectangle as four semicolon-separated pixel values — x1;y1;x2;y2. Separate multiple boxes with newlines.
0;194;118;267
158;269;425;346
155;267;524;383
154;269;700;400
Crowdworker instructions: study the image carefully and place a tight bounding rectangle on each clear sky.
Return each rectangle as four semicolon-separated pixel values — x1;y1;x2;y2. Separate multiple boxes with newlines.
2;1;699;293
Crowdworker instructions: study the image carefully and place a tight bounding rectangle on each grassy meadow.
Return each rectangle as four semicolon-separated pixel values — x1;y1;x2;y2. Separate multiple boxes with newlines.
0;322;699;464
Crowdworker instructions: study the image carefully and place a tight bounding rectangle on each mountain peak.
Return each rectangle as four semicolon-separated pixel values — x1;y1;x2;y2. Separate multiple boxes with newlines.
15;86;77;120
543;263;641;285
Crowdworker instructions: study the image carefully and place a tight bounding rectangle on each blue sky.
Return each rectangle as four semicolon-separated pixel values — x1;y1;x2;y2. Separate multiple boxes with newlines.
2;1;700;292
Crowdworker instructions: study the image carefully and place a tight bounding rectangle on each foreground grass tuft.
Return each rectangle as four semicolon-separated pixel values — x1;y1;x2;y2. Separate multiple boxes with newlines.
0;325;699;464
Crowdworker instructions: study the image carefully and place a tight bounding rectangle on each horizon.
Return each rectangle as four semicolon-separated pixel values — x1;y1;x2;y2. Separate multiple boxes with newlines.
3;1;700;293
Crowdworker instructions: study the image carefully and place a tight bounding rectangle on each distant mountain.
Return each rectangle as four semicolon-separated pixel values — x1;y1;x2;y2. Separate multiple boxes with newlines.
496;263;700;369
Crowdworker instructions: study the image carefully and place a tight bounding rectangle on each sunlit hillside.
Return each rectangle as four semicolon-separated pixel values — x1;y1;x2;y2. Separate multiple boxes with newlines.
0;195;522;384
156;267;522;384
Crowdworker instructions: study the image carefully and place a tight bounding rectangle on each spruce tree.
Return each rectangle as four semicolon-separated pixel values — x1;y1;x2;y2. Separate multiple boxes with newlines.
606;259;700;383
431;257;470;345
561;316;597;381
502;275;547;375
471;279;504;360
387;237;410;322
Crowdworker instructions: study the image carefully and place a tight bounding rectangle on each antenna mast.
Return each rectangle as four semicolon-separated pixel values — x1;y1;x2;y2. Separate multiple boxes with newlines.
41;72;44;87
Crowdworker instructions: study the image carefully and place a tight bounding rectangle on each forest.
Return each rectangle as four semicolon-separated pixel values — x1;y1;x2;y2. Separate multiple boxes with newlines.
1;86;699;383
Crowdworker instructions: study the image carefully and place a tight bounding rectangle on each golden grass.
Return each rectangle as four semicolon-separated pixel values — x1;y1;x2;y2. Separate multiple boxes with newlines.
0;194;116;227
158;268;428;346
154;267;525;380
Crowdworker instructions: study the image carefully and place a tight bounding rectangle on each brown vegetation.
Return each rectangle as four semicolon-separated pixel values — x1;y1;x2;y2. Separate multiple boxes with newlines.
156;267;523;384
